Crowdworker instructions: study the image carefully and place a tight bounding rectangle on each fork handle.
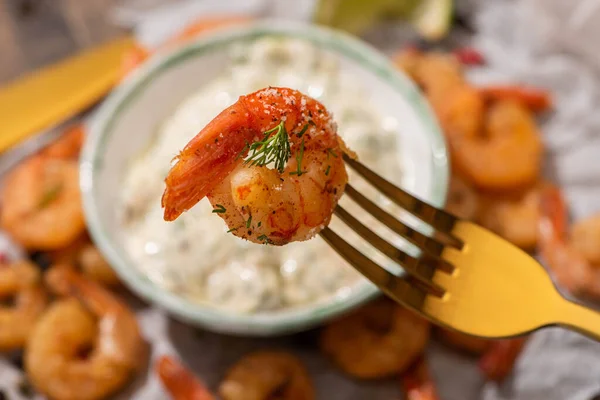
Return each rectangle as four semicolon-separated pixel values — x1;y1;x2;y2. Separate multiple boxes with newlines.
555;298;600;342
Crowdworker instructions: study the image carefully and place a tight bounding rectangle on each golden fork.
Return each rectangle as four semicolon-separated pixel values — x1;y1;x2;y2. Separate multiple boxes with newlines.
319;155;600;341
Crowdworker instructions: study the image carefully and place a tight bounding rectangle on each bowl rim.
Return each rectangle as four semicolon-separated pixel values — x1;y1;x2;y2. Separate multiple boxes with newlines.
81;20;449;335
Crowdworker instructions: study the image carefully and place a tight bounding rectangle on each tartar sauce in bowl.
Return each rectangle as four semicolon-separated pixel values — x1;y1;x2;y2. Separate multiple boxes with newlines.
120;37;406;314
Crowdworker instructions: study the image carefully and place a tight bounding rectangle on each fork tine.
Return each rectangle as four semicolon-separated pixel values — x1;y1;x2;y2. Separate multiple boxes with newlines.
344;154;457;235
334;205;445;296
344;185;458;260
319;227;428;310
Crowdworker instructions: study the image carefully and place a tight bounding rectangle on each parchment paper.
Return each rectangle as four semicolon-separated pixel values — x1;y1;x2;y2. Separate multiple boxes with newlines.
2;0;600;399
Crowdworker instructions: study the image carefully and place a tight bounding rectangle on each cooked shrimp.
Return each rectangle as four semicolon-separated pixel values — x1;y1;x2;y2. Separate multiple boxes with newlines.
0;261;47;351
449;100;543;190
320;299;429;379
445;175;479;220
218;351;314;400
401;358;440;400
41;124;85;160
1;155;85;250
538;185;600;298
25;269;146;400
438;329;489;355
162;87;348;245
157;355;215;400
394;50;485;141
477;185;541;250
479;337;528;382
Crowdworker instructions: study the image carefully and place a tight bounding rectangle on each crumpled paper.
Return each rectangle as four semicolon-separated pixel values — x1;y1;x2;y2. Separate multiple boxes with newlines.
2;0;600;399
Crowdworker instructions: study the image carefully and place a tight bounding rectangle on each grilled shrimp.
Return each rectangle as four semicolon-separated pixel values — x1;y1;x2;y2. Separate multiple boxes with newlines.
218;351;314;400
0;155;85;250
162;87;349;245
25;269;146;400
320;299;429;379
449;100;543;190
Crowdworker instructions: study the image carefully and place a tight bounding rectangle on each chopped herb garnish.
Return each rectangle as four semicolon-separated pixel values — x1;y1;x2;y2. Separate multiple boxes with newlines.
246;216;252;229
38;184;62;209
257;234;272;244
227;227;240;233
289;138;305;176
325;165;331;176
308;119;316;126
257;221;262;228
297;124;309;138
243;121;291;173
212;204;226;213
327;148;338;159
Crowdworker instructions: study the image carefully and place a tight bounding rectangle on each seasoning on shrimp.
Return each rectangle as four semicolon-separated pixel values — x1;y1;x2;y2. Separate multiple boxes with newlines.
157;355;215;400
320;299;429;379
25;269;146;400
162;87;349;245
218;350;315;400
0;261;48;351
0;155;86;250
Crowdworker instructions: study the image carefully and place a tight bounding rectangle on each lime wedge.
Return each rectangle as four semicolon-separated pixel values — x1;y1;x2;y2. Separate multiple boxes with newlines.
411;0;454;41
313;0;419;35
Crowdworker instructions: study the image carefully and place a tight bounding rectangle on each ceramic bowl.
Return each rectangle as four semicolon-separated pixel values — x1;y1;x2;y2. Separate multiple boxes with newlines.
81;21;449;336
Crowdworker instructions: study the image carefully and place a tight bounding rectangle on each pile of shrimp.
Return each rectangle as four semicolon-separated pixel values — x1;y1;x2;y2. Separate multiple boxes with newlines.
0;124;148;400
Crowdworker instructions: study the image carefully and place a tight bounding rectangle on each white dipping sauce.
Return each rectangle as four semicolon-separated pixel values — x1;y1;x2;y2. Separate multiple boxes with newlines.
121;37;405;313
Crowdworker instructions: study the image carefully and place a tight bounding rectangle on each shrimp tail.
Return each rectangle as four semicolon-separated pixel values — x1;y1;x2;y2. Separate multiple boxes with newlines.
479;337;528;382
162;101;256;221
479;85;553;113
157;356;215;400
401;357;440;400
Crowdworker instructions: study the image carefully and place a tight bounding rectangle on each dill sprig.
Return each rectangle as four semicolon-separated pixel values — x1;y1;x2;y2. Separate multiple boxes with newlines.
289;138;305;176
244;121;291;173
212;204;226;213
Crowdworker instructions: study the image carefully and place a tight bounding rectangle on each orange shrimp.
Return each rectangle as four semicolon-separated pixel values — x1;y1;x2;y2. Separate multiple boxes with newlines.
449;100;543;190
0;155;85;250
479;337;528;382
401;358;440;400
157;355;215;400
162;87;348;245
320;299;429;379
538;185;600;298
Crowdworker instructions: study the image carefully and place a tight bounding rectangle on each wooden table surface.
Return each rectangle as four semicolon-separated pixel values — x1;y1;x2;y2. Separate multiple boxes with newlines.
0;0;123;84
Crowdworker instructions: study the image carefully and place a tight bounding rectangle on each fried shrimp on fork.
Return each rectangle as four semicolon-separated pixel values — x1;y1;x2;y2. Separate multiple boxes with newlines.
161;87;349;245
25;269;146;400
